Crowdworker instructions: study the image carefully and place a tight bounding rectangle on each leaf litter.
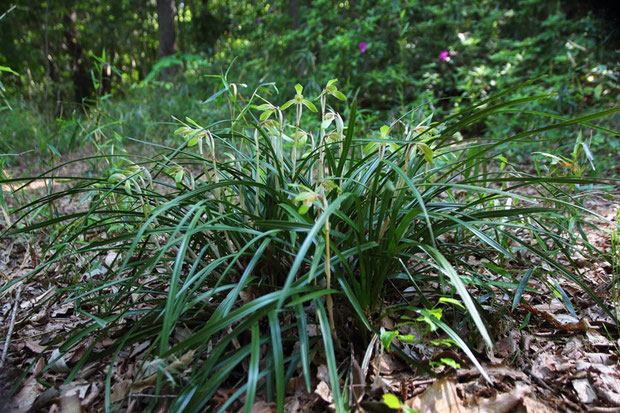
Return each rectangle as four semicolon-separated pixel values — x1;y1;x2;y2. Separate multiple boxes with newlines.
1;159;619;412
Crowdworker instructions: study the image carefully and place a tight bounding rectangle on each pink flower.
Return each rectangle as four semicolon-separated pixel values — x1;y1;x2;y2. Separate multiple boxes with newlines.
359;42;367;54
438;50;449;61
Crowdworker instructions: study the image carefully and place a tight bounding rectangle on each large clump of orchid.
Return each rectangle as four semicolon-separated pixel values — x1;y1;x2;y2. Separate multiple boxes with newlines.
9;76;617;413
173;79;356;341
171;79;458;350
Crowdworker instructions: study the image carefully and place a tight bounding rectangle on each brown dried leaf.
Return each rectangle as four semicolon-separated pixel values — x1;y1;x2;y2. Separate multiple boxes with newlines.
592;372;620;406
317;364;329;384
407;378;466;413
523;303;591;332
531;353;571;380
59;393;81;413
408;379;534;413
25;339;46;354
350;356;365;405
48;349;70;373
521;396;553;413
81;383;100;408
51;303;73;318
8;375;43;412
372;353;405;375
315;381;332;404
250;400;275;413
572;379;597;404
132;349;196;392
110;379;131;403
307;324;320;337
476;384;531;412
586;330;613;348
585;353;617;365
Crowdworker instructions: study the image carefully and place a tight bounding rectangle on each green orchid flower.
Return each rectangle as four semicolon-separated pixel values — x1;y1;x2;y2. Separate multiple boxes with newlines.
280;84;317;112
319;79;347;101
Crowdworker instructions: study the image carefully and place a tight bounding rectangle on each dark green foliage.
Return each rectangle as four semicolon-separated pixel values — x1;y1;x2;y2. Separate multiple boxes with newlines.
1;0;618;170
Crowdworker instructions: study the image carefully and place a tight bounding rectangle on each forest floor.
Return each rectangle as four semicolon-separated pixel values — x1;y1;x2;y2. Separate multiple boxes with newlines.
1;154;619;413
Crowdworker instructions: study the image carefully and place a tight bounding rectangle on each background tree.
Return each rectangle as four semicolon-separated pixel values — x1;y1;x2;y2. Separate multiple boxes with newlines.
156;0;177;81
63;9;93;104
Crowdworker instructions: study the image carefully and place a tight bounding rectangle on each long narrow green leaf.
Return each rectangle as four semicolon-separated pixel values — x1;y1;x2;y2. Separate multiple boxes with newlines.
269;310;285;413
418;309;492;383
294;303;312;392
315;299;344;413
277;193;350;309
244;324;260;413
512;269;535;311
336;97;357;177
420;245;493;350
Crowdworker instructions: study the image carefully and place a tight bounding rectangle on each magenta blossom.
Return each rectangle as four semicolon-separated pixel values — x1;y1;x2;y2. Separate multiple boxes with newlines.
359;42;367;54
438;50;449;61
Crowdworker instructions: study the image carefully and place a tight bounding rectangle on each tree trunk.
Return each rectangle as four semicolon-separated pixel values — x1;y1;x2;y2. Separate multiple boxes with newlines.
289;0;306;75
63;11;93;105
156;0;177;81
288;0;300;29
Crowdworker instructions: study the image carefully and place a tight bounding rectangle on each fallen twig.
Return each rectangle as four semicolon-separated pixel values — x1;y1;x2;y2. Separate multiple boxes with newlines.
0;284;23;369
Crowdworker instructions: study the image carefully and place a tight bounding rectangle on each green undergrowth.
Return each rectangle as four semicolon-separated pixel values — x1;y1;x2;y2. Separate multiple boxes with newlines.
2;78;620;412
0;79;225;159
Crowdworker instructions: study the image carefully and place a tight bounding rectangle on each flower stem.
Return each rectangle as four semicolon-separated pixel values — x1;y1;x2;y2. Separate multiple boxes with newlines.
322;196;339;348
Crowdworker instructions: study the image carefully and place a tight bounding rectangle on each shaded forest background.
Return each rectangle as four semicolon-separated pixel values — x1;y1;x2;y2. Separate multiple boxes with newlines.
0;0;619;168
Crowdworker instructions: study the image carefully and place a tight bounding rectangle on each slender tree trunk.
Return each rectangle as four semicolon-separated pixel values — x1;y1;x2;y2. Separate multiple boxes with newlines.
288;0;300;29
63;10;93;105
138;2;147;80
289;0;306;75
156;0;177;81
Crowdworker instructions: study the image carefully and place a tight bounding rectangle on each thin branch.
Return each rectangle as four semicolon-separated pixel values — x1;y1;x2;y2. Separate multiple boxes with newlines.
0;5;16;21
0;284;23;369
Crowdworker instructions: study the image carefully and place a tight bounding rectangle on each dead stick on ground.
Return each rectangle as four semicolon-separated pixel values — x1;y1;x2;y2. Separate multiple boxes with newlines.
0;284;23;369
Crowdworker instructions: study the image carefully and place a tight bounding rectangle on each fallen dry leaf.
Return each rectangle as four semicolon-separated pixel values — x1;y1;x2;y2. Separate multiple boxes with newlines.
407;378;464;412
458;364;528;382
572;378;597;404
476;383;531;412
407;379;534;413
585;352;616;365
592;372;620;406
129;340;151;358
350;356;365;406
372;353;405;375
24;339;46;354
531;352;572;380
23;386;59;413
315;381;332;404
523;303;591;332
132;349;196;392
60;393;81;413
495;330;519;358
316;364;329;384
81;382;101;408
250;400;275;413
110;379;131;404
586;330;613;348
7;375;43;412
51;303;73;318
48;348;70;373
521;395;553;412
